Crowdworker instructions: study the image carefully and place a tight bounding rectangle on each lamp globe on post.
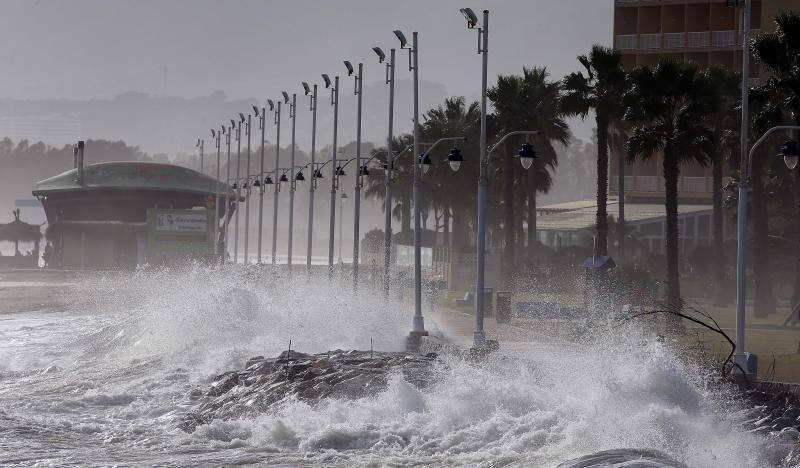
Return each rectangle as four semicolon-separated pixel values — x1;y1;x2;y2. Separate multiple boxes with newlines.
780;140;800;170
296;171;306;182
280;173;289;183
420;154;432;174
360;165;371;176
448;147;464;172
519;142;537;170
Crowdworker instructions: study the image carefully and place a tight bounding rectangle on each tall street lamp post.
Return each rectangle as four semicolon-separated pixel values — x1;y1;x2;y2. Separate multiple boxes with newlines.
208;132;219;256
283;91;298;269
408;137;467;344
345;61;364;290
223;124;233;261
234;117;243;264
734;126;800;375
268;99;282;267
197;138;204;174
323;73;340;274
241;113;252;264
254;105;266;264
338;191;349;264
395;28;426;336
373;46;395;297
303;82;318;272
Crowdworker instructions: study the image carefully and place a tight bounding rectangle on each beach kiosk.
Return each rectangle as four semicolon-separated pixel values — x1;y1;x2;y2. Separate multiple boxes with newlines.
33;149;233;269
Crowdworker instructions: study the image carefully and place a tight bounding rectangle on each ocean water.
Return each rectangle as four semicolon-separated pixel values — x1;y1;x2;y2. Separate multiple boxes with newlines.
0;265;791;466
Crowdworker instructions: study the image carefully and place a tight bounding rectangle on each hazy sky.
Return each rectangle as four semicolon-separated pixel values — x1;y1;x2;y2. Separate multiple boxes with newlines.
1;0;613;103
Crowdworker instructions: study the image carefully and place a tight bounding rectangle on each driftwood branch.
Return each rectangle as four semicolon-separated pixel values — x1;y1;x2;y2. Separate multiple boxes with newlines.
618;305;751;384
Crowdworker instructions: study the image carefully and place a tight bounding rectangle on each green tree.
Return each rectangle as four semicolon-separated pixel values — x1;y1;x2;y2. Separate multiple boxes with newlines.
420;97;480;248
705;66;741;306
561;45;627;257
752;10;800;312
488;67;569;275
624;59;719;326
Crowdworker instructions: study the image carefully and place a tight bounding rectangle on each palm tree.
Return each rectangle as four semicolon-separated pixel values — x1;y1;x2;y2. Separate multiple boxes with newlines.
421;97;481;249
363;133;415;242
561;45;627;257
488;67;569;275
609;119;631;260
752;11;800;313
705;66;741;306
624;59;719;326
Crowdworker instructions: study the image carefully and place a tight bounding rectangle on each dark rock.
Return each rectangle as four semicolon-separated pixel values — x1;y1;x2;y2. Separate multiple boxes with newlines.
783;408;800;420
245;356;266;368
180;349;439;433
207;371;240;397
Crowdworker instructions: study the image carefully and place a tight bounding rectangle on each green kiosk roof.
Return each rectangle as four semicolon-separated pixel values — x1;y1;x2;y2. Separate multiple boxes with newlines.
33;162;232;196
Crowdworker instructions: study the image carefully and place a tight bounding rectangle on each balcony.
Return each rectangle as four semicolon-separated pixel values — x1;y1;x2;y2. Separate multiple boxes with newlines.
616;30;761;52
687;32;711;48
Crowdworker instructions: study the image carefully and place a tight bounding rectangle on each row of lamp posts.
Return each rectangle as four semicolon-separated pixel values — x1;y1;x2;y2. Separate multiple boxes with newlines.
198;8;543;350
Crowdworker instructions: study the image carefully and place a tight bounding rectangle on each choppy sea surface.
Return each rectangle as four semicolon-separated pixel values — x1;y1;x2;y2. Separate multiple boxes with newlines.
0;265;790;466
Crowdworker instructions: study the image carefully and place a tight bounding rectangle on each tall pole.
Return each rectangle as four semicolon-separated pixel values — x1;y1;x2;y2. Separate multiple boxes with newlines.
213;137;220;257
199;139;204;174
234;120;242;264
244;115;252;264
224;126;232;261
257;107;266;263
475;10;489;348
734;0;752;372
384;49;396;297
272;102;282;266
328;76;340;273
288;93;297;269
410;32;426;335
307;84;318;272
352;62;364;290
339;193;345;263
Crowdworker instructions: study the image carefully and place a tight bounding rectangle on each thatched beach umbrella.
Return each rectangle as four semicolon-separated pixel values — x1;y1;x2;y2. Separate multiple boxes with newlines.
0;209;42;255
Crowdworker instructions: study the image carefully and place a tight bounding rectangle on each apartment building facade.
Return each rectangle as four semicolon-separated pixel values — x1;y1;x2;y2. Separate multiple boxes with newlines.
610;0;797;204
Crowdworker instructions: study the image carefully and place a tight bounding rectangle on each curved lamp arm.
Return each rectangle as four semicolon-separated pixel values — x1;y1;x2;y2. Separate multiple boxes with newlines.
487;131;540;159
747;125;800;179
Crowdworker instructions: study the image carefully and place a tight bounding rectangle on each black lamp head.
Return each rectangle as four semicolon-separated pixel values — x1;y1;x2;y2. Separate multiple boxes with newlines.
448;147;464;172
252;178;261;187
460;8;478;28
372;46;386;63
282;91;290;103
322;74;332;88
780;140;800;170
265;175;274;185
518;142;538;169
344;60;354;76
252;105;259;116
360;165;371;176
239;112;246;122
302;82;311;95
393;30;407;48
279;173;289;183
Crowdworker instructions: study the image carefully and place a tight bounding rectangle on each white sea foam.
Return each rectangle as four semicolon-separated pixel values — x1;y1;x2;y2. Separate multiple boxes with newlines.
0;264;787;466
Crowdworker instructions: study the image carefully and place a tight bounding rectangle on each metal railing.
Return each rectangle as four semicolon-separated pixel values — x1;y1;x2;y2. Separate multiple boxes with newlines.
639;33;662;50
616;30;761;51
663;32;685;49
687;31;710;48
616;34;638;50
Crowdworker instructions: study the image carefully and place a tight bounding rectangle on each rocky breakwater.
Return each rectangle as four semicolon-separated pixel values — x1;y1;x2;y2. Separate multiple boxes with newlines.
180;350;438;433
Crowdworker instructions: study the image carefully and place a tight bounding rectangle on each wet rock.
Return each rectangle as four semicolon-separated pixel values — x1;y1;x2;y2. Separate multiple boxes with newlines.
180;349;439;433
207;371;240;397
771;417;797;431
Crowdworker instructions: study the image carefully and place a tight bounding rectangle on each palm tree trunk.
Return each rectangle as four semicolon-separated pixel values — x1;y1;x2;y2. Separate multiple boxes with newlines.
752;159;775;317
443;207;451;247
401;192;411;236
527;168;537;263
617;146;625;260
663;144;683;330
792;166;800;309
712;150;727;306
596;113;610;256
502;143;516;279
